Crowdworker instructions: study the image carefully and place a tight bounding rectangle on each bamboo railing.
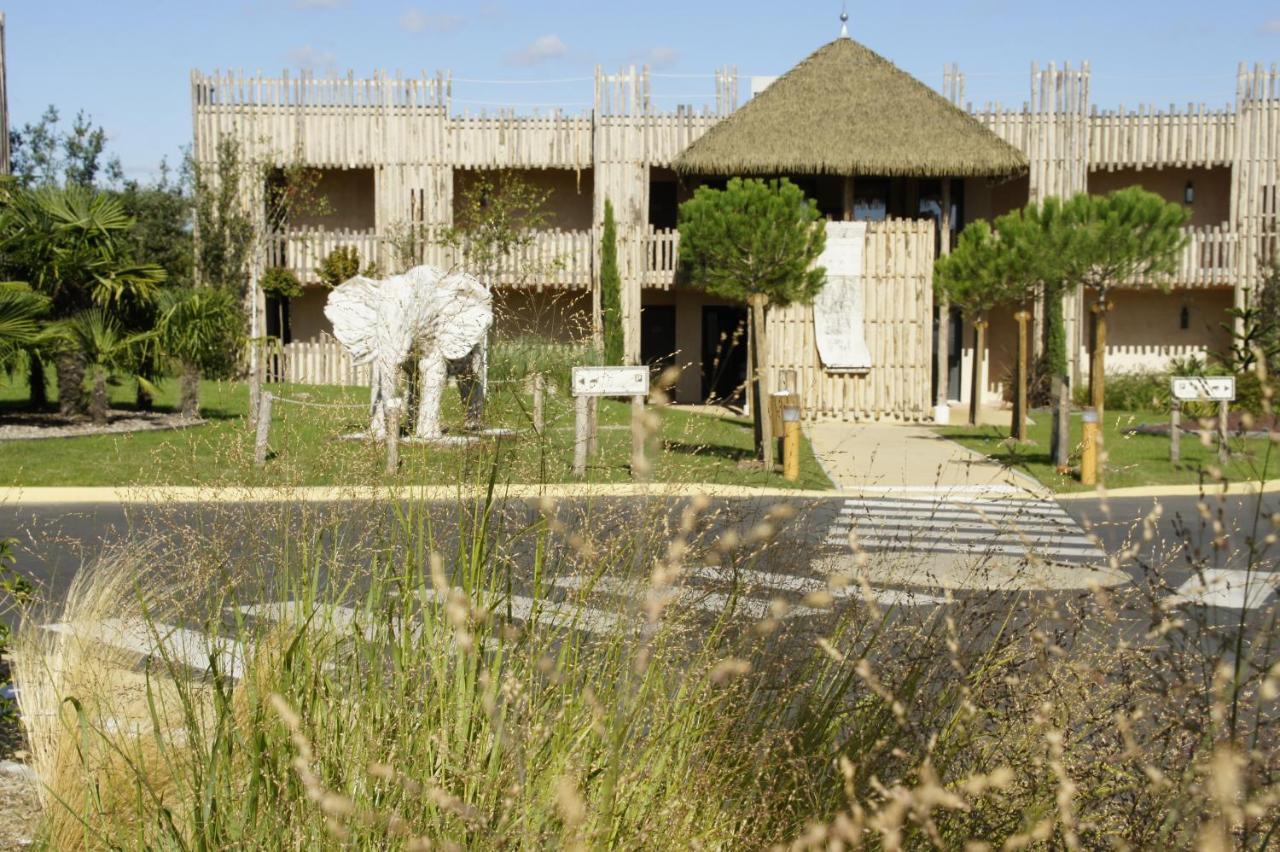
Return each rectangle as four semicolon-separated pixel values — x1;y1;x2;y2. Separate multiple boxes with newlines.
1121;226;1237;289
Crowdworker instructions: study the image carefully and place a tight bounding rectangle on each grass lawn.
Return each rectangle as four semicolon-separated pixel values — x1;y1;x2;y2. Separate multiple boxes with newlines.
939;408;1280;493
0;377;832;490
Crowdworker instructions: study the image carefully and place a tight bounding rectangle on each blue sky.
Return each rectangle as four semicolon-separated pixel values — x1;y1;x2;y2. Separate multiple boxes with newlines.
4;0;1278;181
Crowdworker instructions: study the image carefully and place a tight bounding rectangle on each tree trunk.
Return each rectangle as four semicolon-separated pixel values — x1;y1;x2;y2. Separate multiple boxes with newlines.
55;351;87;419
1013;310;1030;442
1090;302;1108;424
969;318;987;427
749;294;774;471
746;304;761;455
28;355;48;409
89;367;109;426
1051;374;1071;470
180;361;201;419
136;382;154;410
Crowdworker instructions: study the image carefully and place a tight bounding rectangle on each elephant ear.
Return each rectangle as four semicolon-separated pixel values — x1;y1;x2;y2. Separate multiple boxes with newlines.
324;275;384;364
434;272;493;361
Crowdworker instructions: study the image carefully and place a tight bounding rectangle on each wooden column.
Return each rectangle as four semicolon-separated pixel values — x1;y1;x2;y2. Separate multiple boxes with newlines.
750;293;774;471
1170;401;1181;463
1013;310;1030;442
934;179;953;414
969;319;986;427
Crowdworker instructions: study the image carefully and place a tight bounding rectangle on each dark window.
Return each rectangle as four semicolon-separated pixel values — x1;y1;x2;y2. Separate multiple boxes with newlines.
649;182;679;229
1180;306;1191;330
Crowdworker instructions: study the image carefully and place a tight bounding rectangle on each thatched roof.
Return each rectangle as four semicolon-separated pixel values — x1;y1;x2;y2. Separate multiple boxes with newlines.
675;38;1027;179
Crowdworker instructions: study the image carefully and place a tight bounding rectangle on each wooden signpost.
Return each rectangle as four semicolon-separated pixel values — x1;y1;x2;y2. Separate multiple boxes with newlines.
1169;376;1236;463
571;366;650;478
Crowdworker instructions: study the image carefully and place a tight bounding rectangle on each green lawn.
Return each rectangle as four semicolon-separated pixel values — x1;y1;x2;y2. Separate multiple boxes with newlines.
0;377;831;490
939;408;1280;493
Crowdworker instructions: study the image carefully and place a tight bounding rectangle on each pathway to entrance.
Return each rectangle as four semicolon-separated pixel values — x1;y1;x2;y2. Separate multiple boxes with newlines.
805;421;1123;592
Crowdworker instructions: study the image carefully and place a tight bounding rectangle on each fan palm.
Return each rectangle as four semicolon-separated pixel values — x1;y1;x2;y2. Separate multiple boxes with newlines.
157;287;244;418
0;283;51;373
53;310;156;426
0;186;165;416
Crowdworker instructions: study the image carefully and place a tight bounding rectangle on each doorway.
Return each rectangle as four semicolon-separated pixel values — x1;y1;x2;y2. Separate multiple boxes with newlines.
640;305;677;400
701;306;748;405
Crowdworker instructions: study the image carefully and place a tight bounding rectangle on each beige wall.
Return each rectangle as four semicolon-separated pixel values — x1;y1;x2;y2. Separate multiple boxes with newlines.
291;168;376;230
453;168;594;231
1102;287;1233;372
492;288;592;343
1088;166;1230;227
290;286;333;341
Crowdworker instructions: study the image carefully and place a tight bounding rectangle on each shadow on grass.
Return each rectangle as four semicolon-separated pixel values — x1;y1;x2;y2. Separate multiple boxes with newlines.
663;440;756;463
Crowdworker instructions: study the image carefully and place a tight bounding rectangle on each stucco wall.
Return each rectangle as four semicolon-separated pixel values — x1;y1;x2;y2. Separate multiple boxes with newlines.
1087;166;1230;227
290;168;377;230
1102;287;1233;372
453;168;594;231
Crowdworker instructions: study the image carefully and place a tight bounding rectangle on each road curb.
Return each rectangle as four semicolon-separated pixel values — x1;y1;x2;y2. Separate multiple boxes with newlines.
0;483;842;505
1055;480;1280;501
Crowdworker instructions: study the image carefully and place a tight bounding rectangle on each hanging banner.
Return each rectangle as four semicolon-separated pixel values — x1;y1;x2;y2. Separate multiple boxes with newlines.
812;221;872;372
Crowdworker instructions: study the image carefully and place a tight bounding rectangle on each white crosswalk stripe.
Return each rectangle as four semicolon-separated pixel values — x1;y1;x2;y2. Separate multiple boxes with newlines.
826;495;1106;565
42;618;243;679
1168;569;1280;611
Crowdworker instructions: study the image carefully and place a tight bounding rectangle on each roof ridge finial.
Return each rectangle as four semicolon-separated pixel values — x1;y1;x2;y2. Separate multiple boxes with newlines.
839;1;849;38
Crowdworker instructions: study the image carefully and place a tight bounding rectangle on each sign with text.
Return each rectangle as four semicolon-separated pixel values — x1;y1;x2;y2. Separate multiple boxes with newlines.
572;366;649;397
1170;376;1236;402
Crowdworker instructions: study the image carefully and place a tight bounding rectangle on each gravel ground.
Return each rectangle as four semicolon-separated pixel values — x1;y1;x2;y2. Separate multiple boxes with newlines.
0;410;202;441
0;764;38;850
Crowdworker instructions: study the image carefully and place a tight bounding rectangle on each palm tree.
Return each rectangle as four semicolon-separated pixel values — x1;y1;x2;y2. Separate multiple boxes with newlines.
0;186;165;416
0;283;51;375
157;287;244;418
54;310;156;426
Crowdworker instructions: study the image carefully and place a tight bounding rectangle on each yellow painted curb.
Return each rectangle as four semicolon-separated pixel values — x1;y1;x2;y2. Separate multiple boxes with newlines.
1055;480;1280;501
0;483;840;506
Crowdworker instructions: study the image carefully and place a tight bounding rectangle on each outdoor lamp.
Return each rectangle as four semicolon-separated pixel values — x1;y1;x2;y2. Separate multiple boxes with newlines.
1184;181;1195;204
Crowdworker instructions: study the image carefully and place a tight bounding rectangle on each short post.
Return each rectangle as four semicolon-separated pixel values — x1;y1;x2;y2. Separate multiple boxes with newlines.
384;398;402;476
1080;407;1099;486
1170;401;1181;463
1218;399;1230;464
573;393;590;478
1013;310;1030;442
782;404;801;482
587;396;600;458
630;393;647;480
532;373;545;436
253;391;273;467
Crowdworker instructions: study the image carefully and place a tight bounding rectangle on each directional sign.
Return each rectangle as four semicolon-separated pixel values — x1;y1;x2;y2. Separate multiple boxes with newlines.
571;366;649;397
1170;376;1236;402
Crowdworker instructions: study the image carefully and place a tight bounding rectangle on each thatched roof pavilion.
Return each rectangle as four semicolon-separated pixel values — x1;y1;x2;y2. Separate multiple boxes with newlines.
674;37;1027;180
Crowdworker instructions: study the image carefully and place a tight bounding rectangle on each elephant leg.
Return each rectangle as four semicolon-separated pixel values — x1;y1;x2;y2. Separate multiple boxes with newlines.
415;352;448;440
368;362;399;440
459;342;487;431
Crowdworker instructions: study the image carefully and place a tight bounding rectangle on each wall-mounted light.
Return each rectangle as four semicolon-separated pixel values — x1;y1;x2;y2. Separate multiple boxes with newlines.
1184;181;1195;205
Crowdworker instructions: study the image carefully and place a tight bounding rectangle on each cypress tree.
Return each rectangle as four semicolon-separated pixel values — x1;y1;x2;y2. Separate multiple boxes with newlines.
600;200;624;364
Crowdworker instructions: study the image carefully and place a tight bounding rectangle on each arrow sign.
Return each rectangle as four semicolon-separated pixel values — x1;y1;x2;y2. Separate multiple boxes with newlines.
1170;376;1236;402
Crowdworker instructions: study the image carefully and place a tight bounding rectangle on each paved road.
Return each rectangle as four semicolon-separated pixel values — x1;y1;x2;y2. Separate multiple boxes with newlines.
1;488;1276;674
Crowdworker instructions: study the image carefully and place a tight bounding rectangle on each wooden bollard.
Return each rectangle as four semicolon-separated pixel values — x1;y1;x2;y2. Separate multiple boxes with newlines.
385;398;402;476
1080;407;1099;486
573;394;590;477
630;393;646;480
532;373;545;436
253;392;273;467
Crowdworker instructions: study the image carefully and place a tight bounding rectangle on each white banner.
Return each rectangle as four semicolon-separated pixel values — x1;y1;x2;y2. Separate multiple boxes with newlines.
812;221;872;372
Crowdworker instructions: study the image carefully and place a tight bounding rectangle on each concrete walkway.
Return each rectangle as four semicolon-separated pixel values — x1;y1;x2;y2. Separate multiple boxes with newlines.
806;421;1047;497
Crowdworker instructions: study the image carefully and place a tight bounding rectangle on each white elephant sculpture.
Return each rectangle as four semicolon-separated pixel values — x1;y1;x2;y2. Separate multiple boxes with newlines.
323;265;492;440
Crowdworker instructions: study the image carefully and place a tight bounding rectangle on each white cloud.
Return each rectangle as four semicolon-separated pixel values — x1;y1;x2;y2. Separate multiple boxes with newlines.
506;34;569;67
291;0;346;9
644;46;680;69
285;45;338;73
399;7;464;33
1260;17;1280;34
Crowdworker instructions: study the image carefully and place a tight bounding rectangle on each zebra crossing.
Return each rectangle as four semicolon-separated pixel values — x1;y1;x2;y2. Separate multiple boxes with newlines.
824;493;1107;565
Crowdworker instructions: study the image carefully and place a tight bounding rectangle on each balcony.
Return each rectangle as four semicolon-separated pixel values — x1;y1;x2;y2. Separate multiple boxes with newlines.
1122;225;1236;289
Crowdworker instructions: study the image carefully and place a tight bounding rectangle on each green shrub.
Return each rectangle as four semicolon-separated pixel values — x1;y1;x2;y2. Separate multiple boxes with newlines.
260;266;303;299
487;336;601;395
315;245;371;289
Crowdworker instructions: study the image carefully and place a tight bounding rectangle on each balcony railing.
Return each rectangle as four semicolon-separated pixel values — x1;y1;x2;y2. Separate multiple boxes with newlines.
266;227;382;284
1123;225;1236;289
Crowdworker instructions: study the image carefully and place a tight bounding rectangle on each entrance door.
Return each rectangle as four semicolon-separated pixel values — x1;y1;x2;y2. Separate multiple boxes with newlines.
640;305;677;399
701;306;748;405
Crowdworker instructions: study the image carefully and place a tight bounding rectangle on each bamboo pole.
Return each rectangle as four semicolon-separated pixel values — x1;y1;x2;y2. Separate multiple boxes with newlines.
1013;310;1030;442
